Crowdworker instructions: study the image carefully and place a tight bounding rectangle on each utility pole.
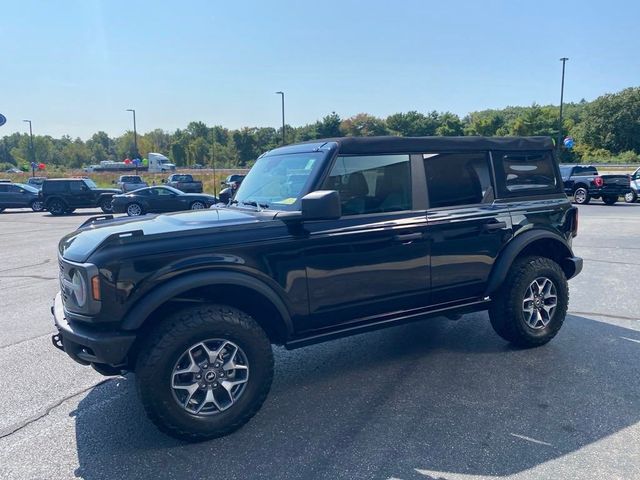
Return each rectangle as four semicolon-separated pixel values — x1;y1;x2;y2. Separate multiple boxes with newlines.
558;57;569;150
126;109;138;173
211;127;218;198
275;91;285;145
23;120;35;177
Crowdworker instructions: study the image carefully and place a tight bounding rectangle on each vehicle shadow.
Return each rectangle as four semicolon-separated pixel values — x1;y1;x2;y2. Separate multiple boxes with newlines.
72;313;639;480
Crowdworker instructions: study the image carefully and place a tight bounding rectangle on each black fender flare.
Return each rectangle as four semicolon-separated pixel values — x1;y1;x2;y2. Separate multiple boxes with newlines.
485;230;575;296
120;270;293;336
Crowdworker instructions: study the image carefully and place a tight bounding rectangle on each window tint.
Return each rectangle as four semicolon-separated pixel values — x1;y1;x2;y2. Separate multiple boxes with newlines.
494;151;558;195
0;184;9;192
424;152;492;208
44;181;65;192
573;166;597;176
69;181;84;192
323;154;411;215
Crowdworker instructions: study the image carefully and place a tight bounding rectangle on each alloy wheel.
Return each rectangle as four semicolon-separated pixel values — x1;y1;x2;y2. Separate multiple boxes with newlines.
522;277;557;329
171;339;250;415
191;201;206;210
127;203;142;216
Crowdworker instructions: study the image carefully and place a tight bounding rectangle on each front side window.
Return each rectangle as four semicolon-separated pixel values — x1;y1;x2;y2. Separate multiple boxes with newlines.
83;179;98;189
323;154;411;215
424;152;493;208
69;182;85;192
494;151;559;195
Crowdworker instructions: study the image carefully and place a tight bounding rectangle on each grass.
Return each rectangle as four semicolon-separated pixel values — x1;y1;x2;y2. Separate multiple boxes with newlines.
2;168;248;196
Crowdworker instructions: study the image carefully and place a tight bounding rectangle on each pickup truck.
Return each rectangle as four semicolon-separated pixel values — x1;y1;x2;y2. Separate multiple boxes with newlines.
163;174;203;193
559;164;631;205
113;175;148;193
625;167;639;203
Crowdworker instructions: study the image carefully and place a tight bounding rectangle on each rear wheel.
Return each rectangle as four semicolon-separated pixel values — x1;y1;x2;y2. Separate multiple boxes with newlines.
100;197;113;213
602;195;618;205
126;203;144;216
190;201;206;210
489;256;568;348
573;187;590;205
30;200;45;212
624;190;637;203
47;199;67;216
135;304;274;442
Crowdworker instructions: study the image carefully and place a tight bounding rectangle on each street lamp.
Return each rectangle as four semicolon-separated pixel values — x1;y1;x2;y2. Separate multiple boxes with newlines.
275;91;285;145
23;120;35;177
126;108;138;173
558;57;569;150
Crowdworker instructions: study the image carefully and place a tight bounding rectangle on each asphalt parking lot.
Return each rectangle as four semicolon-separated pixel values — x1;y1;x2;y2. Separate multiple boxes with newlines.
0;203;638;480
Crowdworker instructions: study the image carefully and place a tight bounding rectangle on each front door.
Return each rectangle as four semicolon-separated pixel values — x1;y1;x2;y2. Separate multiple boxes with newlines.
422;152;512;304
301;153;430;331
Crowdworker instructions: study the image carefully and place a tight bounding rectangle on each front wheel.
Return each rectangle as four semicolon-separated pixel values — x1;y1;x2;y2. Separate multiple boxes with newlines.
100;198;113;213
573;187;590;205
489;256;568;348
624;190;637;203
30;200;45;212
135;304;274;442
190;201;206;210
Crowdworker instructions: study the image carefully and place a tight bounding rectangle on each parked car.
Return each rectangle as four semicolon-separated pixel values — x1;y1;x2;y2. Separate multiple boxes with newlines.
559;164;632;205
221;174;246;187
52;136;582;441
111;186;217;216
26;176;47;191
40;178;120;215
625;167;639;203
5;167;22;174
163;174;203;193
113;175;148;193
0;183;44;212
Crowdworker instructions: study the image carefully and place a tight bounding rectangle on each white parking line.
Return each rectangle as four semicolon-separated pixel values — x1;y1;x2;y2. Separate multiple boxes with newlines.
620;336;640;344
509;433;553;446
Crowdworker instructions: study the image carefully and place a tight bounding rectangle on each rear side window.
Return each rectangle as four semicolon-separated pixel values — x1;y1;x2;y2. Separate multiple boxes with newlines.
493;151;559;196
0;184;9;192
44;181;66;192
424;152;493;208
323;154;411;215
573;166;597;176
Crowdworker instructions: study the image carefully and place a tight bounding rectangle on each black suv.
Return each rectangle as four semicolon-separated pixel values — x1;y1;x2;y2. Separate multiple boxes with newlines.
41;178;120;215
51;136;582;441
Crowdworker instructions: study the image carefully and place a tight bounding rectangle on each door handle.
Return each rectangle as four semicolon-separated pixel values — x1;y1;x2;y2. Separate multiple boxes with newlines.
393;232;423;243
482;221;507;231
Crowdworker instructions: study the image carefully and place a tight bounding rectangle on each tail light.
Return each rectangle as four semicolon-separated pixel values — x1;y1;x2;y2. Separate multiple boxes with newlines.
594;176;604;187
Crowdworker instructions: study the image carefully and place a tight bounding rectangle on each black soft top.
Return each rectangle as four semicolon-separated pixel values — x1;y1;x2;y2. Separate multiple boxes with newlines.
265;136;554;156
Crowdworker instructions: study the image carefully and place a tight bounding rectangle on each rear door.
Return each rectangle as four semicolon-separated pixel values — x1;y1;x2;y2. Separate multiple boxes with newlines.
422;152;512;304
301;153;431;331
0;184;11;207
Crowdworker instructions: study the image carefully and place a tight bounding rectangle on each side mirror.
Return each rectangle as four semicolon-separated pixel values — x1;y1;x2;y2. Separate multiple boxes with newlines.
301;190;341;220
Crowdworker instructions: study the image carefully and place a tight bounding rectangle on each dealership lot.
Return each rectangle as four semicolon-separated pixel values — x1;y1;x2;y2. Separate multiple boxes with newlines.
0;205;638;480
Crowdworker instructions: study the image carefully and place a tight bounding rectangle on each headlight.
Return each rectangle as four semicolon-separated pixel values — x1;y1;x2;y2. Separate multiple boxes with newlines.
70;270;87;307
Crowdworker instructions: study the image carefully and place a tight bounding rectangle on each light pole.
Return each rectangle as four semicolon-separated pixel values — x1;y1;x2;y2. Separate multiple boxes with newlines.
558;57;569;150
126;109;138;173
211;127;218;198
23;120;35;177
275;91;285;145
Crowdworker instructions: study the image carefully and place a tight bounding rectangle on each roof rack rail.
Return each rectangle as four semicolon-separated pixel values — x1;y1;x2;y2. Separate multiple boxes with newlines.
79;215;114;229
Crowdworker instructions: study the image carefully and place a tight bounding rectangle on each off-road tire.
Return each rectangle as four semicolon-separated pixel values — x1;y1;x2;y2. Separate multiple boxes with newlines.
573;187;590;205
489;256;568;348
602;195;618;205
135;304;274;442
47;198;67;216
99;197;113;213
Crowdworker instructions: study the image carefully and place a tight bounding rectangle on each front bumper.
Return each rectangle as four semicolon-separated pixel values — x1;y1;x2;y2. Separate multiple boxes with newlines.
51;292;135;368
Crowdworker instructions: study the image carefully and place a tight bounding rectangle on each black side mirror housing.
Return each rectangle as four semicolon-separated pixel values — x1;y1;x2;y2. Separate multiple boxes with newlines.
301;190;341;220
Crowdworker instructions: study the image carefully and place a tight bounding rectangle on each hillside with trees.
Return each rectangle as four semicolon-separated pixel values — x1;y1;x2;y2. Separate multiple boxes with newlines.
1;86;639;172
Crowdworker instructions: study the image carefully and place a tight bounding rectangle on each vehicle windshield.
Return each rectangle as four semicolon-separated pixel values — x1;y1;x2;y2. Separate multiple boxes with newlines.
121;176;141;182
233;152;326;210
16;183;38;193
83;179;98;189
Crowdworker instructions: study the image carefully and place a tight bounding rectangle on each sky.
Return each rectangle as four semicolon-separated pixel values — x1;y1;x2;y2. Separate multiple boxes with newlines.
1;0;639;139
